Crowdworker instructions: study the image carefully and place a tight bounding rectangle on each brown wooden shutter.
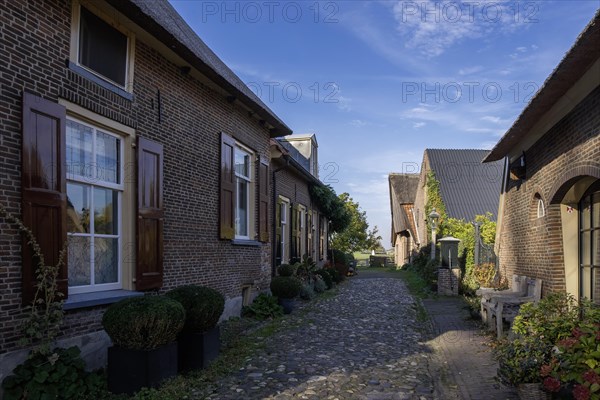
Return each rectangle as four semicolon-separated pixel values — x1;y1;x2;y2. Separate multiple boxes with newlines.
21;92;68;304
220;132;235;239
307;210;312;258
258;159;269;242
291;204;301;260
136;137;164;290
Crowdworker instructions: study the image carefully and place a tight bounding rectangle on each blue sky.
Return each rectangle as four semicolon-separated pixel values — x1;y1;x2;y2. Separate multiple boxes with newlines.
169;0;599;248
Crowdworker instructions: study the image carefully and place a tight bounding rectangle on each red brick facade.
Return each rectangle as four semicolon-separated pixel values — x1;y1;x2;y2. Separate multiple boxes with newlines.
496;86;600;296
0;0;277;357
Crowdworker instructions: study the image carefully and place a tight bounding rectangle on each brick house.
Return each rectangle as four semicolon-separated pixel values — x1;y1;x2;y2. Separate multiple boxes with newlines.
271;134;329;270
388;173;420;266
0;0;293;378
483;12;600;302
413;149;505;246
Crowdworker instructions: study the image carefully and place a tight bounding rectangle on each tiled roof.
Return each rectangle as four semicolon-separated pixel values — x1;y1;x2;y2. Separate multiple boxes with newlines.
426;149;504;221
389;174;419;241
107;0;292;137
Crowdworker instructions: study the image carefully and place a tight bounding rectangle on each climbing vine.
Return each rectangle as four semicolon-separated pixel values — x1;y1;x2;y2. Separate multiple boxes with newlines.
0;204;66;356
424;170;447;239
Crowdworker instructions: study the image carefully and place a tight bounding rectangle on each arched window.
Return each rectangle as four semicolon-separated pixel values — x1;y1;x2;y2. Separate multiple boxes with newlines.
579;183;600;303
536;196;545;218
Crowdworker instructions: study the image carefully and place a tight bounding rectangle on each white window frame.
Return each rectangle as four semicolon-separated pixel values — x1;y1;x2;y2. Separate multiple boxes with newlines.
537;198;546;218
70;0;136;92
66;117;124;294
234;145;253;240
280;197;290;263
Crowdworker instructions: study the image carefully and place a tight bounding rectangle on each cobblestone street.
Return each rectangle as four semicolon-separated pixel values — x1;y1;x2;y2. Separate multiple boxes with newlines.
206;272;443;400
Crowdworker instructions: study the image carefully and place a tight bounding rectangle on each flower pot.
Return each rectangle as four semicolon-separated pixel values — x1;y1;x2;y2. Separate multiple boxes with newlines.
177;327;220;372
107;341;177;395
517;383;551;400
278;298;295;314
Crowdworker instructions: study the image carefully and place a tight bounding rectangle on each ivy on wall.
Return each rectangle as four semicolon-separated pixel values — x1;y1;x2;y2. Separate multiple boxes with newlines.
425;170;447;239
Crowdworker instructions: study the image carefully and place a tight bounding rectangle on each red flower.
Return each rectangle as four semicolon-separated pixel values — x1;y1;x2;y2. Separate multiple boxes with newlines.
543;377;561;392
540;364;553;377
583;370;600;385
573;384;590;400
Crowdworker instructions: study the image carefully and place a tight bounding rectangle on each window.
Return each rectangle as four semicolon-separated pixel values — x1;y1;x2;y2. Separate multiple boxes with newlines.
579;187;600;303
234;147;252;239
277;197;290;264
70;2;135;92
535;194;545;218
319;215;325;260
299;205;306;258
66;118;124;294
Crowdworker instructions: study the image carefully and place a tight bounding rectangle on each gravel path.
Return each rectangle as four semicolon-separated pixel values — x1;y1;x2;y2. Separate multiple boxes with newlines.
206;274;440;400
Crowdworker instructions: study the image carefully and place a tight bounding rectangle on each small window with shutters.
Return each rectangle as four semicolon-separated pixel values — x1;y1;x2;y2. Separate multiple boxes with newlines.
220;132;266;243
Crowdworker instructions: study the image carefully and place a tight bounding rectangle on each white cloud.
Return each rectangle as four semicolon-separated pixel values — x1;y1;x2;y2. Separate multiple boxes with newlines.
481;115;501;123
458;65;484;76
349;119;367;127
337;96;352;112
413;122;426;128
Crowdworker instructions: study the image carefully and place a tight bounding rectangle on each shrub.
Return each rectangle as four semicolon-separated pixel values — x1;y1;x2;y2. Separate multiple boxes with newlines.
299;283;315;300
1;346;104;400
316;269;333;289
295;256;318;283
326;267;343;284
512;292;579;340
277;264;296;277
328;249;349;267
166;285;225;333
270;276;303;299
241;293;283;320
541;301;600;398
313;276;327;293
102;296;185;350
495;336;553;385
473;262;496;287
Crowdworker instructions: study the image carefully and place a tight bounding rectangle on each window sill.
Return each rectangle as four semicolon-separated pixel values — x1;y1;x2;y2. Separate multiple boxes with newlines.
232;239;262;247
67;61;134;101
63;290;144;310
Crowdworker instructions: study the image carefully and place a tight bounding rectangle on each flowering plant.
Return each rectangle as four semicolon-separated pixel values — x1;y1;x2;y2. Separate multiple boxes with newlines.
541;302;600;400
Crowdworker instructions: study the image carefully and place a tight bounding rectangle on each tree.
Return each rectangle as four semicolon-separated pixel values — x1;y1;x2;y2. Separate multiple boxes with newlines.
330;193;382;253
309;184;351;233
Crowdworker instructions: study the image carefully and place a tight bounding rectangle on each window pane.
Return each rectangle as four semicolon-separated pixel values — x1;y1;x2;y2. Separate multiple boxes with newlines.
594;193;600;228
582;231;591;265
94;187;118;235
235;150;250;178
95;238;118;284
68;236;91;286
66;120;93;180
582;266;592;299
236;179;248;236
67;183;90;233
96;131;120;184
79;7;127;86
594;230;599;266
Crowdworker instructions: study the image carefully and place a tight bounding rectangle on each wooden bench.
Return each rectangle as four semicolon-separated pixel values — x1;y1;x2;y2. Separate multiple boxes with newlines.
476;274;527;324
483;277;542;338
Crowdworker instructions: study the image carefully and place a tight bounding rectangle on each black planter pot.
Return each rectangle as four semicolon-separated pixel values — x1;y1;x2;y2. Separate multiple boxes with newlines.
107;341;177;395
177;327;220;372
278;298;295;314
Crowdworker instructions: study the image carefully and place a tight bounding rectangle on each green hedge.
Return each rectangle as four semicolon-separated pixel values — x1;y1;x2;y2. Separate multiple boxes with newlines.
166;285;225;333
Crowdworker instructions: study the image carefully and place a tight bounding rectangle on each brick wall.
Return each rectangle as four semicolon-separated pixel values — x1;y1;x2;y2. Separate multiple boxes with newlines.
0;0;274;355
497;85;600;295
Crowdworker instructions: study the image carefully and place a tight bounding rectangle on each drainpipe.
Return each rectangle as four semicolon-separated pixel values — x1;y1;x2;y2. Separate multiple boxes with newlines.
271;157;290;277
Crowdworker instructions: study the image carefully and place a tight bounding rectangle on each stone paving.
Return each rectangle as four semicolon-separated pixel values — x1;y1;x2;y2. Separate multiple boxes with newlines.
200;270;518;399
205;272;438;400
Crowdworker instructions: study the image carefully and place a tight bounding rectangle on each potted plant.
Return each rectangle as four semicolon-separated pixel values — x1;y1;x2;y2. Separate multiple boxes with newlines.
102;296;185;394
166;285;225;372
495;336;552;399
270;276;302;314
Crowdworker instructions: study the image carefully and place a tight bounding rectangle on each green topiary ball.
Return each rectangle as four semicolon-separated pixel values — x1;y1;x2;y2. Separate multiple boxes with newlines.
277;264;296;277
102;296;185;351
166;285;225;333
270;276;303;299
